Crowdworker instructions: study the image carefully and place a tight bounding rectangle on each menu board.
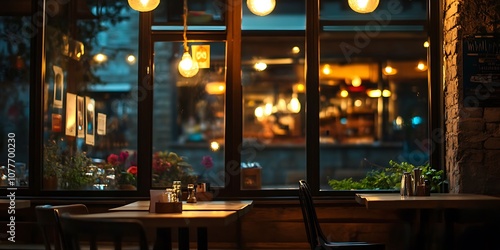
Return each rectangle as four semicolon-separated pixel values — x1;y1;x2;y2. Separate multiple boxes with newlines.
463;35;500;107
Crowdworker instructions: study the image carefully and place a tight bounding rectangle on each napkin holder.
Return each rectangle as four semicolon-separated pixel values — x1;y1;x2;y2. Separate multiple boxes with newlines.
155;202;182;213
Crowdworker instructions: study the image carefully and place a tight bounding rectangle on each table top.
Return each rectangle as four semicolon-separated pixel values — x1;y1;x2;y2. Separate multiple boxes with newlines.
355;193;500;209
110;200;253;214
0;199;30;210
70;210;238;228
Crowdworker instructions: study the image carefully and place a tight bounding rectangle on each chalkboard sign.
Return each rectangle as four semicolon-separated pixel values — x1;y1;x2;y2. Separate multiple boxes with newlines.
463;35;500;107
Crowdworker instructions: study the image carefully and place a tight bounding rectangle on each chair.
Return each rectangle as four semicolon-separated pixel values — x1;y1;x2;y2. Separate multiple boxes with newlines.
59;213;149;250
36;204;89;250
298;180;385;250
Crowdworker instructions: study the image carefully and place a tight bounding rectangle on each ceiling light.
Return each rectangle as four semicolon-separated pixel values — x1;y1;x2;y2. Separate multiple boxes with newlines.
178;0;199;78
348;0;379;14
128;0;160;12
247;0;276;16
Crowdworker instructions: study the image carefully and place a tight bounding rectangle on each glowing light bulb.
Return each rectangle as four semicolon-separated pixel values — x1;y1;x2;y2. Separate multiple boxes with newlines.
247;0;276;16
178;52;199;78
348;0;379;14
128;0;160;12
93;53;107;63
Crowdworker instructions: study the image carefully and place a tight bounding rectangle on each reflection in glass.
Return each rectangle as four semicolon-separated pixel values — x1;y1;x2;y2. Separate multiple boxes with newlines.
152;41;226;188
41;0;139;190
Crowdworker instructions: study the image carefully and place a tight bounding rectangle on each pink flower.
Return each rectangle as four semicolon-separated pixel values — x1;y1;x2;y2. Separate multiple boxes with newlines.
201;156;213;170
119;151;129;163
107;154;119;166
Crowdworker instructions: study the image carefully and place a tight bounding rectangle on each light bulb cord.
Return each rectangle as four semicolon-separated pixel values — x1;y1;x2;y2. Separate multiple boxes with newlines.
182;0;189;53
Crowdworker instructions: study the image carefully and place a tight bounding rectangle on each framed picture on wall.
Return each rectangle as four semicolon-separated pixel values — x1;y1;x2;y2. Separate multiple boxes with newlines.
77;96;85;138
52;65;64;109
85;97;95;146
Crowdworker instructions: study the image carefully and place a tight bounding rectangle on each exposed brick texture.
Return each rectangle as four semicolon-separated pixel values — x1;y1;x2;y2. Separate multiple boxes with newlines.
444;0;500;194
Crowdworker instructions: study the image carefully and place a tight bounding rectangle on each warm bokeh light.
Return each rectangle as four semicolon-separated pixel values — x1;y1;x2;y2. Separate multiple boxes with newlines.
351;76;362;87
178;52;199;77
93;53;108;63
423;41;430;48
126;54;136;64
383;66;398;75
322;64;331;75
292;46;300;54
354;99;363;107
367;89;382;98
210;141;220;151
287;94;301;113
128;0;160;12
254;61;267;71
417;61;427;71
247;0;276;16
340;90;349;98
382;89;391;97
348;0;379;14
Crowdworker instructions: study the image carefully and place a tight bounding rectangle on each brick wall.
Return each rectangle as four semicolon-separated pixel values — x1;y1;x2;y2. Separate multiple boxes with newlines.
444;0;500;194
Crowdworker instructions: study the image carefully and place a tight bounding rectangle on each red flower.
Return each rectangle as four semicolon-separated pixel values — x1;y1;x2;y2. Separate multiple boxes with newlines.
127;166;138;175
107;154;119;166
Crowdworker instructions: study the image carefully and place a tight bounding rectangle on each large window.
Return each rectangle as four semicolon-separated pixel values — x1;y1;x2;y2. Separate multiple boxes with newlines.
0;16;31;188
41;0;139;191
0;0;439;197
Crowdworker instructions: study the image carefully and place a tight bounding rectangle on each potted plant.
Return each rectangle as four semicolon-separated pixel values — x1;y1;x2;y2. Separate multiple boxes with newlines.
117;166;137;190
42;140;63;189
328;160;445;192
152;151;197;187
60;150;94;190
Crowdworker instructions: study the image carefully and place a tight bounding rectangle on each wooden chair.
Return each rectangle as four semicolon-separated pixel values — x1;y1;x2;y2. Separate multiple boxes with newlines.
35;204;89;250
59;213;149;250
298;180;385;250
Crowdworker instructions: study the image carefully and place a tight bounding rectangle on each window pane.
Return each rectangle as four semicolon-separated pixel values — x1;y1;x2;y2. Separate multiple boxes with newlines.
320;0;429;190
152;41;226;188
42;0;138;191
0;16;30;188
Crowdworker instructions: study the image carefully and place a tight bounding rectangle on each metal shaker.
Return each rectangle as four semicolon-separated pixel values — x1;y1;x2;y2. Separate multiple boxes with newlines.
400;172;413;196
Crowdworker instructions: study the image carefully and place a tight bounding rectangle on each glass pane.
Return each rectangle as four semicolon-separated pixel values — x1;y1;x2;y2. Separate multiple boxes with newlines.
42;0;138;191
153;0;225;26
320;0;426;21
241;36;307;190
0;16;31;188
152;41;226;189
319;7;429;190
243;0;305;30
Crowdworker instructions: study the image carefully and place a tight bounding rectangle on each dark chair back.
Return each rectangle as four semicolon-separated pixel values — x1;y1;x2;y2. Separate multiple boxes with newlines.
35;204;89;250
299;180;329;249
299;180;385;250
59;214;149;250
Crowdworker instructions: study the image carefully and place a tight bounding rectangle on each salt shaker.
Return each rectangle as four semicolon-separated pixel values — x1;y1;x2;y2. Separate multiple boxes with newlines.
187;184;197;203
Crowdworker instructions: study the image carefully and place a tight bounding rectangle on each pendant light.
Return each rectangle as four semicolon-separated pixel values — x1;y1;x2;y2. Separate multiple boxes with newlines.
128;0;160;12
178;0;199;78
247;0;276;16
348;0;379;14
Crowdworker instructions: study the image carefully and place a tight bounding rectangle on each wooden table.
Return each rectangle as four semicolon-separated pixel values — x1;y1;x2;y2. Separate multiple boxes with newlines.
108;200;253;250
355;193;500;250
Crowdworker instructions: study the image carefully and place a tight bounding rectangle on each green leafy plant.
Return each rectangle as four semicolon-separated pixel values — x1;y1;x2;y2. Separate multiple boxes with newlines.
61;151;94;190
42;140;63;179
328;160;445;192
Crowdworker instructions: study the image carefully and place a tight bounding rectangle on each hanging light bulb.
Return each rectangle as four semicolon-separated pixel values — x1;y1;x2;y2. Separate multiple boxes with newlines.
128;0;160;12
178;0;199;78
348;0;379;14
178;52;199;77
287;93;301;113
247;0;276;16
